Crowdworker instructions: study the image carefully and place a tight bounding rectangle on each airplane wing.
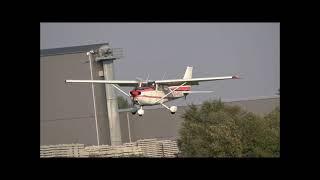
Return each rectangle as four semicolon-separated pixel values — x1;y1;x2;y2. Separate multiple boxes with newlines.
155;76;240;86
65;75;239;86
65;80;140;87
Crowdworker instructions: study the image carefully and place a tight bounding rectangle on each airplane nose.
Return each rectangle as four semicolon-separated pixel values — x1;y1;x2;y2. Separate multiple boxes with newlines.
130;90;141;97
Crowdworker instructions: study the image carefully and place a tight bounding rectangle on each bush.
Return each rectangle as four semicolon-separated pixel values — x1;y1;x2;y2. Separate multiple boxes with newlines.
178;100;280;157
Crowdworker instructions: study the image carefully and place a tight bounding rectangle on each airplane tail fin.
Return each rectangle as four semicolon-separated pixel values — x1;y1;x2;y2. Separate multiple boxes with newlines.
183;66;193;79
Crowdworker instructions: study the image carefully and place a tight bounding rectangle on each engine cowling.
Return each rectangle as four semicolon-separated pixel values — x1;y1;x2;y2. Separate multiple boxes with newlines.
130;90;141;97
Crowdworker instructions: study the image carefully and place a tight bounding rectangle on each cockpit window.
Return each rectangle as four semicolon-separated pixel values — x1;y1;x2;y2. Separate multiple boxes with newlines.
135;82;156;90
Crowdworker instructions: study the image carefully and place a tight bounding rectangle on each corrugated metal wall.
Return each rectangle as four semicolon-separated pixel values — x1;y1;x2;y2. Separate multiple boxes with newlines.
41;53;110;145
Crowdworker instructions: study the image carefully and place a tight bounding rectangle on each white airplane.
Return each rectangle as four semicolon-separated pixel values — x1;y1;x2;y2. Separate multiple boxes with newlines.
65;66;240;116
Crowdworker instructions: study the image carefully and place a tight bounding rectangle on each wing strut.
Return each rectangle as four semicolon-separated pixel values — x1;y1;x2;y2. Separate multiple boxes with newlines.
160;102;170;110
112;84;130;97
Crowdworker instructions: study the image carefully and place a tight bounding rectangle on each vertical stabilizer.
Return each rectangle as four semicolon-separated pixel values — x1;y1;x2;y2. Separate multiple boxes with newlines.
183;66;193;79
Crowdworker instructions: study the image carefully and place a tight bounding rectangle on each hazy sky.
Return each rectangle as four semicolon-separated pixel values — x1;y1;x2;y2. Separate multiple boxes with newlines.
40;23;279;106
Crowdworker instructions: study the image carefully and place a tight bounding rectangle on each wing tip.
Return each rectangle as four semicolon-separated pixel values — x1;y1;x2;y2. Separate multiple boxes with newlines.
232;75;240;79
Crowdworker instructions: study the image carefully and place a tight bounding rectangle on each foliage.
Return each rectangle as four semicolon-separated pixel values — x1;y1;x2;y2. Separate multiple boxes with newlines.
178;100;280;157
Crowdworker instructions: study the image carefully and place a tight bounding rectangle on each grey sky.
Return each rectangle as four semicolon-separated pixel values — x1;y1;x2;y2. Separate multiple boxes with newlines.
40;23;279;106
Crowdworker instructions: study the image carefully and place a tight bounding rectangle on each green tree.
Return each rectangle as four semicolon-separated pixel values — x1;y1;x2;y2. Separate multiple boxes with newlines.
262;107;280;156
178;100;280;157
117;96;129;109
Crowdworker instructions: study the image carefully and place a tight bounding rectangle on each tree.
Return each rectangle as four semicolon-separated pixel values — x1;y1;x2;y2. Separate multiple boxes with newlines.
117;96;130;109
261;107;280;157
177;100;280;157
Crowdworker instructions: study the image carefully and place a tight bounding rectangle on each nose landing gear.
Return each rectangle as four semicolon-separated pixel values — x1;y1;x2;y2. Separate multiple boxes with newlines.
131;107;138;115
137;106;144;116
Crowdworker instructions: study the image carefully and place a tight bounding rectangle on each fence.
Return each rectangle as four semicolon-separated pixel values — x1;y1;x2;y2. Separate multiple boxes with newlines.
84;144;143;157
40;144;88;157
40;138;179;158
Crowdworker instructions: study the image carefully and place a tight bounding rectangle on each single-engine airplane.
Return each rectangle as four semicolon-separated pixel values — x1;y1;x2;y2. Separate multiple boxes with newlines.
65;66;240;116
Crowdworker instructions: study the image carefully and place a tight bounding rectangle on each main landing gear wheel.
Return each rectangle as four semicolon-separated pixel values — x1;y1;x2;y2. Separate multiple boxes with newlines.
170;106;177;114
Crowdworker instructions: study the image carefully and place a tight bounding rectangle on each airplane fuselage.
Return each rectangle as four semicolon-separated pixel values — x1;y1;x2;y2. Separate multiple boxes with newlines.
130;85;190;106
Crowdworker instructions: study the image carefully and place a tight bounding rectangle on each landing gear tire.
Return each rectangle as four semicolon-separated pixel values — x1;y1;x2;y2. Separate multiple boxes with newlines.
137;108;144;116
169;106;177;114
131;107;138;115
